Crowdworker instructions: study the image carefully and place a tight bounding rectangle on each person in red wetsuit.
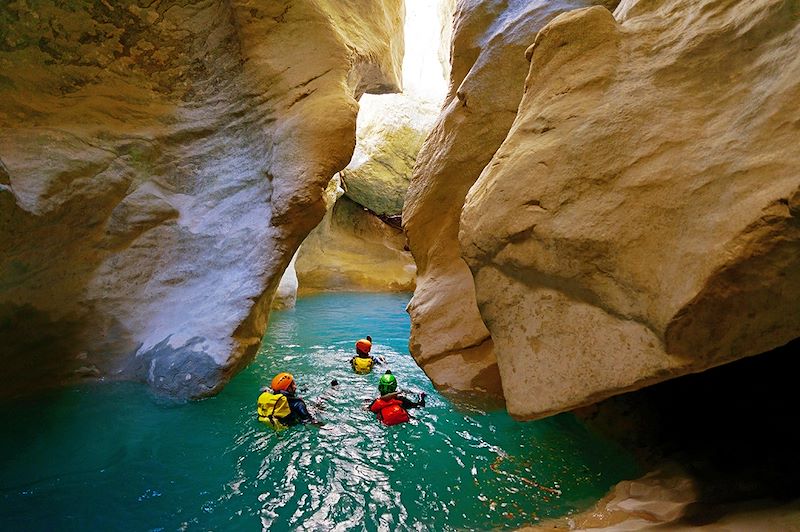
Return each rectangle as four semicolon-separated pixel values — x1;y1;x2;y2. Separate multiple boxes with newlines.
368;370;426;426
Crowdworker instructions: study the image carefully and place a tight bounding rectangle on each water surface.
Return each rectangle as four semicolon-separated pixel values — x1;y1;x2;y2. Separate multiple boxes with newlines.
0;292;638;530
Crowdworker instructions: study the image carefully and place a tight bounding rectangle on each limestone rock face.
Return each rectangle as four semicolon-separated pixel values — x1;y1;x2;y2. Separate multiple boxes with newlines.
0;0;403;398
460;1;800;419
290;0;448;297
341;96;437;217
272;254;299;311
403;0;613;396
296;196;415;293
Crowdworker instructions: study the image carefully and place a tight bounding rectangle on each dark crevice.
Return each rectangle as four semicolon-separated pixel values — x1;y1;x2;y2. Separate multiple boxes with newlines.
582;336;800;525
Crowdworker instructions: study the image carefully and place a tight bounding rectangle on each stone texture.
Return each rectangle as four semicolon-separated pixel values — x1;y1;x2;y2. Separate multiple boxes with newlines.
524;465;800;531
341;95;437;217
339;0;451;218
519;463;800;532
0;0;403;398
296;195;415;293
289;0;449;296
272;253;299;311
402;0;614;396
460;1;800;419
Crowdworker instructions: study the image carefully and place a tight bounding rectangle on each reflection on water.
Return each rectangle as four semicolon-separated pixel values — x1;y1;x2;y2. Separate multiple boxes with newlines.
0;293;637;530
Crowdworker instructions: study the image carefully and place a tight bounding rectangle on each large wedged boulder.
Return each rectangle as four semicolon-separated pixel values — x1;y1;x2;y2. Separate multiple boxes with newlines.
341;95;438;218
460;1;800;419
0;0;403;398
402;0;617;396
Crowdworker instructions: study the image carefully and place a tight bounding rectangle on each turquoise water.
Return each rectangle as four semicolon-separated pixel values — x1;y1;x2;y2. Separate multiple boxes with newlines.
0;293;638;530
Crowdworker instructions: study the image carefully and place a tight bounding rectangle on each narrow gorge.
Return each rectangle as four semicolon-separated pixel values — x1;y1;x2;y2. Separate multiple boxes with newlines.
1;0;798;529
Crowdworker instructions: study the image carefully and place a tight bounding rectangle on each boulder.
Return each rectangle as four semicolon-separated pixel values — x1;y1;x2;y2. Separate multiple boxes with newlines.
460;1;800;418
341;95;437;217
403;0;615;396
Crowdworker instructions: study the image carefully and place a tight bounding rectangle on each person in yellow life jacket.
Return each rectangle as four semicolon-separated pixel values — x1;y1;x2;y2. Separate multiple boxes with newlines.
350;335;384;374
257;372;321;429
368;370;425;426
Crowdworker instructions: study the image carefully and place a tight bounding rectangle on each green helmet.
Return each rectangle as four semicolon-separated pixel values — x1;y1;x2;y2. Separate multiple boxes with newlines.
378;372;397;395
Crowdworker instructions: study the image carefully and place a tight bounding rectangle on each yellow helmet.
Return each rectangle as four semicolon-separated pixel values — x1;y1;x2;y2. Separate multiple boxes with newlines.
271;372;294;392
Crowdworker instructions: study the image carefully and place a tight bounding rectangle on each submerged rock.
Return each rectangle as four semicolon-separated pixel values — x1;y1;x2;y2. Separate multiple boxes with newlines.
0;0;403;398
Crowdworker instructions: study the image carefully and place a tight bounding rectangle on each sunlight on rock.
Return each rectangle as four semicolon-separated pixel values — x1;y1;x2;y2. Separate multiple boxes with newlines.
293;0;452;295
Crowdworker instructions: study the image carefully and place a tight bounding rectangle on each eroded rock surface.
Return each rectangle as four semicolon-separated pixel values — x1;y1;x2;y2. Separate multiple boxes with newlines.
341;95;437;217
460;1;800;418
0;0;403;398
290;0;449;297
296;196;416;293
272;254;299;311
403;0;613;396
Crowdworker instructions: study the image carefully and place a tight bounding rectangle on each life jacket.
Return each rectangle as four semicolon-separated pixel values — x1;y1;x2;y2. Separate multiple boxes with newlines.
369;396;410;426
352;356;374;374
257;391;291;430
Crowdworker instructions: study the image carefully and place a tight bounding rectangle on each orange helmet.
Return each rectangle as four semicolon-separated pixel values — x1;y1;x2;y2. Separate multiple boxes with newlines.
271;372;294;391
356;338;372;354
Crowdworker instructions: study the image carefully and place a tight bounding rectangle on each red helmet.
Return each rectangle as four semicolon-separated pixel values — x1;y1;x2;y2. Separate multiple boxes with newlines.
356;338;372;353
271;372;294;391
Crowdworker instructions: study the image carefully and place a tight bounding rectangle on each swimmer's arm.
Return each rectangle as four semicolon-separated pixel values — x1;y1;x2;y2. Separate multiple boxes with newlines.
294;398;317;423
399;393;426;409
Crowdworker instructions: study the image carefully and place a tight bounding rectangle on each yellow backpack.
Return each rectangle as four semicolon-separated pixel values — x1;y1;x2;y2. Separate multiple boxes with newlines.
257;391;291;430
352;356;374;374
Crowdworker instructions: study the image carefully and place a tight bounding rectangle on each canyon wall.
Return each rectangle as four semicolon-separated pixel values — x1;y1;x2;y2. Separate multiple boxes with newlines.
403;0;618;397
296;195;416;293
458;0;800;419
290;0;451;297
291;170;415;295
292;95;431;295
0;0;403;398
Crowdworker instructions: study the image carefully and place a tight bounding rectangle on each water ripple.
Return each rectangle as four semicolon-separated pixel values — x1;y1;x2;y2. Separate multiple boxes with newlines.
0;293;638;531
